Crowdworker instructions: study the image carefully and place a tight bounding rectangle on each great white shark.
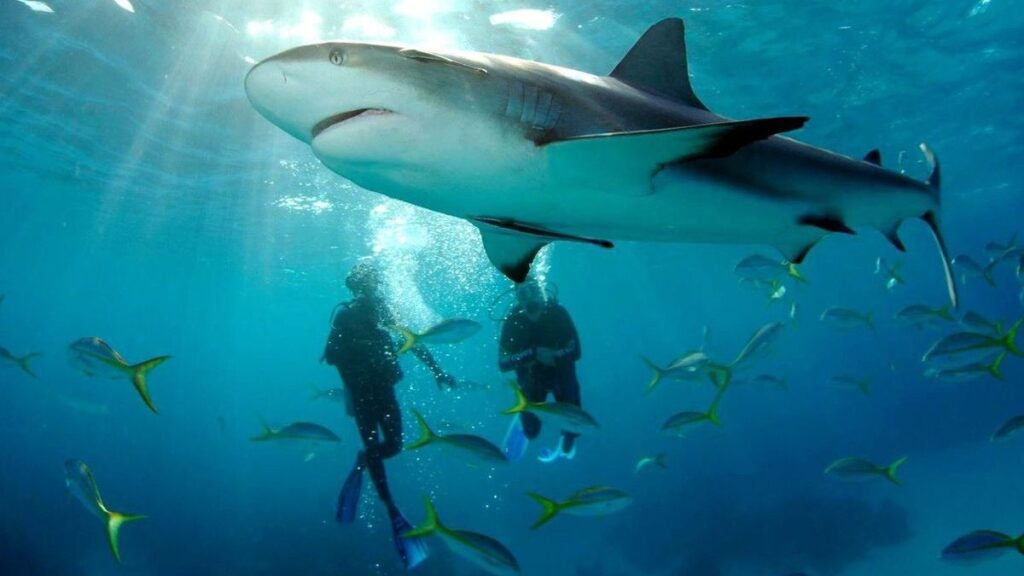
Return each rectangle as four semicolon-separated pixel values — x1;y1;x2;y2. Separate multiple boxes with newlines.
245;18;957;306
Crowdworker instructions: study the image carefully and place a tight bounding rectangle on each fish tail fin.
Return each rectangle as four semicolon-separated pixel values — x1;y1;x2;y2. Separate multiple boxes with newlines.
655;453;668;469
707;383;728;426
787;262;807;283
884;456;907;486
250;418;273;442
527;492;560;530
128;355;170;414
937;304;954;321
640;356;663;394
16;352;42;379
1004;319;1023;356
105;509;145;563
501;382;529;415
866;312;876;331
710;364;731;389
393;326;417;354
1015;533;1024;555
403;497;441;539
308;385;326;402
407;410;436;450
989;352;1007;380
858;379;872;397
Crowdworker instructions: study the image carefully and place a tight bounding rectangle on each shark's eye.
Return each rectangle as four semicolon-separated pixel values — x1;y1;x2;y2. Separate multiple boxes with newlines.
329;49;346;66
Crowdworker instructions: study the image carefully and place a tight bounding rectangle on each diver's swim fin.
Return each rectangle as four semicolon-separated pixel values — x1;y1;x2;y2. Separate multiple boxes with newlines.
503;416;529;461
392;510;430;570
335;453;365;525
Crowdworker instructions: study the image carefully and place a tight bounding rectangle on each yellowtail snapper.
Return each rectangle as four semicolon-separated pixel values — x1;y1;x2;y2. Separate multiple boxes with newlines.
827;375;872;396
875;256;905;291
68;337;170;414
503;383;600;431
407;410;507;465
991;414;1024;442
894;304;953;329
959;311;1004;336
404;498;520;575
250;421;340;442
819;307;874;330
942;529;1024;564
952;254;997;286
661;383;728;431
824;456;906;485
0;345;41;379
634;453;667;474
392;318;481;354
925;352;1006;382
528;486;632;530
64;460;145;563
734;254;805;283
922;321;1021;364
640;351;718;394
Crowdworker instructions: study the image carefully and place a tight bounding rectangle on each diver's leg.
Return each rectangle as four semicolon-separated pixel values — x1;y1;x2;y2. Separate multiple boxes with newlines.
520;377;546;440
377;388;403;460
355;394;400;518
553;376;581;454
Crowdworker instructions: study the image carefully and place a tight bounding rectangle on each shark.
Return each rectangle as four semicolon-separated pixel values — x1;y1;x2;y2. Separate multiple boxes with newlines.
245;18;956;306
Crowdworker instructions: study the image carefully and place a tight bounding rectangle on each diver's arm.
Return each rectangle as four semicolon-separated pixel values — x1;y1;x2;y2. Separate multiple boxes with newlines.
546;305;581;363
411;346;456;389
498;316;534;372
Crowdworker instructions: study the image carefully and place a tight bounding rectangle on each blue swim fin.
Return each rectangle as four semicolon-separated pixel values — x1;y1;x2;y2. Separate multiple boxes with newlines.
503;415;528;461
335;454;364;524
392;510;429;570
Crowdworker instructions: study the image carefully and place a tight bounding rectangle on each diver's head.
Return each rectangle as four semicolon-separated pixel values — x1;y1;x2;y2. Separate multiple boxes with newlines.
515;277;547;319
346;257;382;299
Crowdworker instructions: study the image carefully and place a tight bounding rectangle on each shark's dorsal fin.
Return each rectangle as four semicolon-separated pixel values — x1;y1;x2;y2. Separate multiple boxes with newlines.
610;18;707;110
863;149;882;165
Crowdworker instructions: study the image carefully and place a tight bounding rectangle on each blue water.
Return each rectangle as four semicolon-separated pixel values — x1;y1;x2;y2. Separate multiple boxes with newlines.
2;1;1023;575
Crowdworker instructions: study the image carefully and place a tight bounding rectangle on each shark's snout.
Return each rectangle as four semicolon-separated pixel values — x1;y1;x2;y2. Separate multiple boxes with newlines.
245;58;319;143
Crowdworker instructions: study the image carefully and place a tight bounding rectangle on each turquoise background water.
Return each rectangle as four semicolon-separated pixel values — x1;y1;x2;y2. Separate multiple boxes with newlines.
1;1;1022;574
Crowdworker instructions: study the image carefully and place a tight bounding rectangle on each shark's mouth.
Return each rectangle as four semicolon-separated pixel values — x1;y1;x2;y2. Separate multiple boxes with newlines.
311;108;394;139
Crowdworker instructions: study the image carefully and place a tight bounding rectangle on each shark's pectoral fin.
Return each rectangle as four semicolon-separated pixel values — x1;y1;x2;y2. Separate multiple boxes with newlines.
546;117;808;195
472;217;614;282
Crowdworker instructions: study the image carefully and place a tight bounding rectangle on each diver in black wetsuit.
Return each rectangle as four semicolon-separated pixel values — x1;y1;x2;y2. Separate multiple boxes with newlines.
322;258;455;569
499;277;583;463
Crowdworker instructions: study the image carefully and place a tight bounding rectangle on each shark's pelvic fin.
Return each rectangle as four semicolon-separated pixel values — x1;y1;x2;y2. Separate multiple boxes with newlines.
546;117;808;194
473;218;613;282
798;214;856;235
610;18;706;110
863;149;882;165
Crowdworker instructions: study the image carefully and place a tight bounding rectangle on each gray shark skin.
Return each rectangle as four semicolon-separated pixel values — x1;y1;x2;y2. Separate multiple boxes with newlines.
245;18;956;306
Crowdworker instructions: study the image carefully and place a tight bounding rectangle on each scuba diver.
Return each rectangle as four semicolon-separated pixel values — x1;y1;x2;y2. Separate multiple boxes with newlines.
322;258;456;570
499;276;583;463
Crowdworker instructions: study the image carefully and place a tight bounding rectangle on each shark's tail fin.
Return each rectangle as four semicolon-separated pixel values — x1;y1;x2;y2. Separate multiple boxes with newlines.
129;355;170;414
918;144;958;309
104;509;145;563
